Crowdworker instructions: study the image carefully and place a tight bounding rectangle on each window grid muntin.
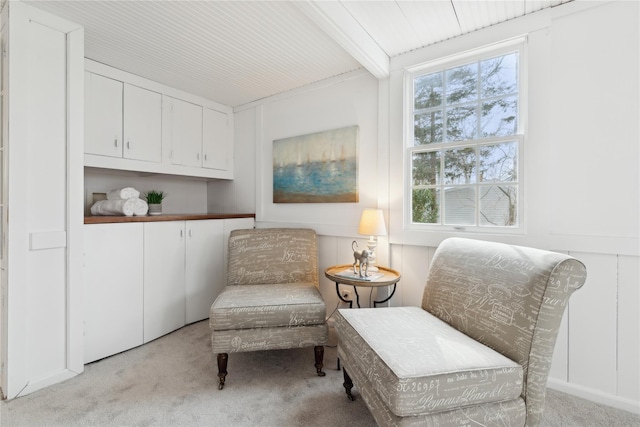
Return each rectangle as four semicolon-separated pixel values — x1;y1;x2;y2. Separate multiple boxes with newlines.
409;135;521;229
412;55;519;147
404;39;526;234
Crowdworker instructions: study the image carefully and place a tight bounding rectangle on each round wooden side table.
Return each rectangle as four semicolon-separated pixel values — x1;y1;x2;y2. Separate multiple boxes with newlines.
324;264;401;308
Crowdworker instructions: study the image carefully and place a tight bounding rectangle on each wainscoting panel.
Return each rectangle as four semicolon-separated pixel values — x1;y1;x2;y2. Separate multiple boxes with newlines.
393;244;431;307
568;252;618;395
618;255;639;401
549;309;569;381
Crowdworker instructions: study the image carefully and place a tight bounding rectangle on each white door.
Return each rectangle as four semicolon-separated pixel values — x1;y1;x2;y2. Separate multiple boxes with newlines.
2;1;84;398
123;83;162;163
84;224;143;363
85;72;123;157
185;220;224;324
202;108;231;171
168;97;203;167
143;221;186;343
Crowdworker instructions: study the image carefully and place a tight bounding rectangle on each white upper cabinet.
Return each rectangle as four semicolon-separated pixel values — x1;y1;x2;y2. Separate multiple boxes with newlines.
84;59;234;180
85;72;123;158
165;96;203;168
123;84;162;163
85;72;162;163
203;107;233;172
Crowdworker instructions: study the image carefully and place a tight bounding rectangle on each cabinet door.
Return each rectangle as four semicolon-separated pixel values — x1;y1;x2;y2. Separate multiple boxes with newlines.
202;107;232;171
143;221;186;343
123;83;162;163
167;96;203;167
84;223;143;363
185;220;224;324
85;72;123;158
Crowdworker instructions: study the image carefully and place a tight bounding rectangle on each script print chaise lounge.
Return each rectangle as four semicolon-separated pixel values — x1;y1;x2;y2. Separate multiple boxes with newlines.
335;237;587;426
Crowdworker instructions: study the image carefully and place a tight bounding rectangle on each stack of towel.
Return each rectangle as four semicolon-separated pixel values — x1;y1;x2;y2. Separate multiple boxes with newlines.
90;187;149;216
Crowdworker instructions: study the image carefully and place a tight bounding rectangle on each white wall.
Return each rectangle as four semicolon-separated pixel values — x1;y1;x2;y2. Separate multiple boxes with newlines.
222;69;383;309
220;0;639;415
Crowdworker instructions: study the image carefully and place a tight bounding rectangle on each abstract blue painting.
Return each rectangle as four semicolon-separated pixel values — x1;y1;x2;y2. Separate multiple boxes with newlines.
273;125;359;203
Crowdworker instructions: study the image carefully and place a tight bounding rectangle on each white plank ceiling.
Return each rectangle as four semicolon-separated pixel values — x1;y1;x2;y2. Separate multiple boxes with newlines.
24;0;572;107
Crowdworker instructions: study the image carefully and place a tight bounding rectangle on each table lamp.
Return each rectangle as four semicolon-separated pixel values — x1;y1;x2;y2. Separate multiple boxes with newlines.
358;208;387;272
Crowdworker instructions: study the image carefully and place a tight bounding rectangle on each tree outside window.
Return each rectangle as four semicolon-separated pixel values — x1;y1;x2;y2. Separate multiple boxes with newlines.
409;49;522;229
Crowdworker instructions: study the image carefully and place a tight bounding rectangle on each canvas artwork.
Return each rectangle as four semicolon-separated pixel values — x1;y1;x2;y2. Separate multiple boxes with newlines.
273;125;359;203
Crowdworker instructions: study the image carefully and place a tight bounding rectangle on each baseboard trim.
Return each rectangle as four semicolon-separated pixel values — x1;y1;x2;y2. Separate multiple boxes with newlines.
14;369;79;399
547;378;640;415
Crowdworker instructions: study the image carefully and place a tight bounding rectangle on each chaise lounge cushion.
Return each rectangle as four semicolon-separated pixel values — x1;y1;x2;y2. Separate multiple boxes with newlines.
335;306;523;418
210;282;326;330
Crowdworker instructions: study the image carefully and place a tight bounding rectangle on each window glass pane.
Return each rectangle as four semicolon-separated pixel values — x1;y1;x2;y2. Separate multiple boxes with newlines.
480;185;518;226
412;151;441;185
446;63;477;105
408;44;522;231
481;53;518;98
414;110;443;145
481;95;517;137
444;186;475;225
446;106;477;141
444;147;476;184
479;141;517;182
414;73;443;110
412;188;440;224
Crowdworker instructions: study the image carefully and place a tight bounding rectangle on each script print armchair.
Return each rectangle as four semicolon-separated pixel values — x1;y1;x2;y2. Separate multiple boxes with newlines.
209;228;328;389
335;237;587;426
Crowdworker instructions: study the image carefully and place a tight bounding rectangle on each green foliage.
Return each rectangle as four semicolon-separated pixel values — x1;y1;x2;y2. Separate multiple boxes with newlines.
144;190;166;204
412;188;439;224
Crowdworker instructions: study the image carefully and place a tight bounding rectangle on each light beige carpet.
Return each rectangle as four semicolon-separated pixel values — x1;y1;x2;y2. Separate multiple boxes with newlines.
1;320;638;426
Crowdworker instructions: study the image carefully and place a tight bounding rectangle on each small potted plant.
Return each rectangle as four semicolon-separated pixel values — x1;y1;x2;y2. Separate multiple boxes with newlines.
144;190;166;216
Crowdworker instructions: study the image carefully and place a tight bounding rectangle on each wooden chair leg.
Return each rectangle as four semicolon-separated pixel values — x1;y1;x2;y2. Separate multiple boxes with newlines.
343;368;355;401
217;353;228;390
314;346;326;377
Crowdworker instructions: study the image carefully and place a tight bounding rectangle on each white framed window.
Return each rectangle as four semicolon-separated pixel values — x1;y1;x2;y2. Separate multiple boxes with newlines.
405;39;525;234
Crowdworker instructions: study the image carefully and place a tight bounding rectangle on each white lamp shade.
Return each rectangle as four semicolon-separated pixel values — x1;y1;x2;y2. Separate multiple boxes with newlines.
358;208;387;236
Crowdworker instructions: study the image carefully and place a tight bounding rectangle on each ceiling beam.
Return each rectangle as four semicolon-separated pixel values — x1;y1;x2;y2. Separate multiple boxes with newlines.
294;0;390;79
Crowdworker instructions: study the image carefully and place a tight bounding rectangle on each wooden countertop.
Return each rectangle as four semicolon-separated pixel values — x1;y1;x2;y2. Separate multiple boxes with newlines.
85;213;255;224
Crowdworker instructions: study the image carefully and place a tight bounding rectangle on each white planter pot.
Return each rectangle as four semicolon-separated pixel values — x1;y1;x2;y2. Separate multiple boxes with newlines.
148;203;162;216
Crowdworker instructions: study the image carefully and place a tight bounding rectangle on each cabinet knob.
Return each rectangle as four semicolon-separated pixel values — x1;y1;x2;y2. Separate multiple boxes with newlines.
196;153;200;160
127;140;131;150
204;154;208;161
114;138;119;148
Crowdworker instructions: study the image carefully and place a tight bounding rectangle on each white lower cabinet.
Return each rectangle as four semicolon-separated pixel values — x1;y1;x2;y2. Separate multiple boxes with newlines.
84;223;144;363
185;219;224;324
143;221;187;343
84;217;253;360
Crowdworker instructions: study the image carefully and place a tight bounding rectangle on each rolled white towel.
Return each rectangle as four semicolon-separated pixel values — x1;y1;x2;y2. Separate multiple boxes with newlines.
133;198;149;216
106;187;140;200
90;199;136;216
